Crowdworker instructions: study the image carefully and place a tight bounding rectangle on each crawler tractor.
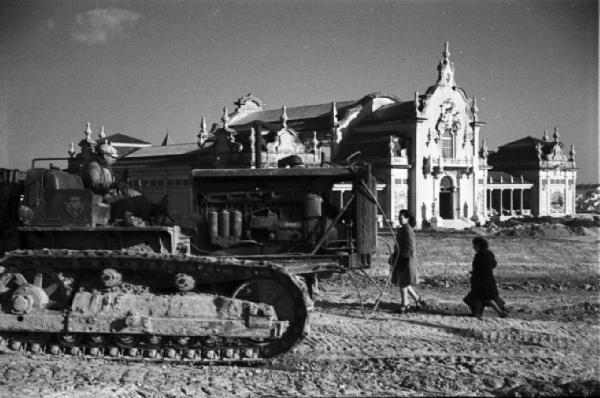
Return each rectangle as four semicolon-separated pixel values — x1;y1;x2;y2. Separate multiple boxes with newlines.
0;160;376;363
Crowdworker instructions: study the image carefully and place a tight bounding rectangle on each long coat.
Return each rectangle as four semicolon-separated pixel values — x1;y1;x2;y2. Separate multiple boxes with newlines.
389;223;418;287
469;249;500;301
82;160;115;196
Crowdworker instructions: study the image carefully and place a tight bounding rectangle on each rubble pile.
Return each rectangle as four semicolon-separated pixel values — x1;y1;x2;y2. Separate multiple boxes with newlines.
576;185;600;214
469;216;600;238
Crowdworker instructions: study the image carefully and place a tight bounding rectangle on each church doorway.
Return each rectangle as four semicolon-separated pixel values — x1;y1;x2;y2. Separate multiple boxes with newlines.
439;176;454;219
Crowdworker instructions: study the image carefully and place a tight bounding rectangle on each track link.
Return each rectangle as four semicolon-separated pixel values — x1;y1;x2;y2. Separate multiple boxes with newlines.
0;333;264;365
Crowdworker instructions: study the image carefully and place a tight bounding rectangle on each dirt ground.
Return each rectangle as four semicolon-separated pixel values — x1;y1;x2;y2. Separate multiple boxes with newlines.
0;234;598;397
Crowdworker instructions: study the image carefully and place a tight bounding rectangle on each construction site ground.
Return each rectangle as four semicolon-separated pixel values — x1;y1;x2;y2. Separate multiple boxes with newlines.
0;233;598;397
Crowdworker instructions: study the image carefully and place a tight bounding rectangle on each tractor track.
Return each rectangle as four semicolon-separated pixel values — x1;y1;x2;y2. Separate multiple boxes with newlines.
0;249;313;364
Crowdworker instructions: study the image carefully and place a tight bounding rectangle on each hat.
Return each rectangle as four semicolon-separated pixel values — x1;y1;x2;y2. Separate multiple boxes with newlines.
97;142;118;158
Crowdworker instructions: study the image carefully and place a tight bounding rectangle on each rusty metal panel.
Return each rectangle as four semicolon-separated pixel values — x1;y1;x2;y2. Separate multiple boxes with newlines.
34;189;95;226
71;291;272;319
66;315;277;338
0;313;65;332
192;168;354;179
18;226;181;254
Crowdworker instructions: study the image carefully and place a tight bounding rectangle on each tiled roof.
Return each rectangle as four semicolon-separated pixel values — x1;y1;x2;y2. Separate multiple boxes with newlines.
334;136;392;162
498;136;544;148
361;100;416;122
123;143;199;158
104;133;151;145
576;183;600;190
488;171;532;185
489;136;567;165
229;100;357;126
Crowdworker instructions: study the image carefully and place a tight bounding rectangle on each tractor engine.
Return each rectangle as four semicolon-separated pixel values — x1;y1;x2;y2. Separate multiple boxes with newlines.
201;191;336;250
191;166;377;268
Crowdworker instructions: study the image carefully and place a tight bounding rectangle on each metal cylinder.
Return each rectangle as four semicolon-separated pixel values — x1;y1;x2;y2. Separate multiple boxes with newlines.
219;209;230;237
174;273;195;292
231;210;242;238
304;194;323;242
101;268;122;288
304;193;322;218
12;295;32;314
208;211;218;238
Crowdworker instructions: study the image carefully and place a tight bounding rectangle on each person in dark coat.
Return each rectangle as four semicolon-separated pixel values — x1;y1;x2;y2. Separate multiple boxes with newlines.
389;209;426;313
463;237;508;318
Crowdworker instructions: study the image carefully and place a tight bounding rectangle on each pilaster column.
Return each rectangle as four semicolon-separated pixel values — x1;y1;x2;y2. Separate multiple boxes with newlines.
499;189;504;217
510;188;514;215
455;186;460;219
564;170;568;215
520;189;524;214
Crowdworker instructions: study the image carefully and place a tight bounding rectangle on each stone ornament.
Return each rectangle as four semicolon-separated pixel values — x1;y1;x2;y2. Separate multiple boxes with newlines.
536;142;543;160
68;142;76;158
569;144;576;161
437;42;456;87
250;127;256;168
480;140;488;159
221;107;230;129
471;97;478;119
234;93;264;112
549;142;565;162
197;116;208;148
436;99;461;136
542;129;549;142
267;128;305;155
280;106;288;129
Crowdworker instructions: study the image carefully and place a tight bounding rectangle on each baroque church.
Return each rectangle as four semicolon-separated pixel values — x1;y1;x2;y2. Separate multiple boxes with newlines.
67;43;578;228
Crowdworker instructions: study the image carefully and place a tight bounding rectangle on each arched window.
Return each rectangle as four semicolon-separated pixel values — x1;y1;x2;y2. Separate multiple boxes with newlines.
550;191;564;213
441;131;454;158
440;176;454;191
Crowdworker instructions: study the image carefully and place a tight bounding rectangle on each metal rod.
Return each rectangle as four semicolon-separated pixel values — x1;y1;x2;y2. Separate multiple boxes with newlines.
31;157;71;168
309;193;355;255
347;271;366;318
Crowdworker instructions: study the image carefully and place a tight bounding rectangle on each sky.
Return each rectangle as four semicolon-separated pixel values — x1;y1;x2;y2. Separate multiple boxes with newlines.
1;0;598;182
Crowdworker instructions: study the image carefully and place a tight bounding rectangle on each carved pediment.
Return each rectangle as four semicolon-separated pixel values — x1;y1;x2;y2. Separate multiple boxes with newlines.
234;93;264;113
213;129;242;155
266;128;306;155
435;99;461;136
548;143;565;162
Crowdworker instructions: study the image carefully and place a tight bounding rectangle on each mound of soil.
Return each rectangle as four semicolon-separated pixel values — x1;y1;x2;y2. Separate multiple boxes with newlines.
507;378;600;397
487;223;573;238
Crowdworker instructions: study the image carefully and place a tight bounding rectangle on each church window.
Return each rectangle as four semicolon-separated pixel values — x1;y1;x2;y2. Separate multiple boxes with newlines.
441;132;454;158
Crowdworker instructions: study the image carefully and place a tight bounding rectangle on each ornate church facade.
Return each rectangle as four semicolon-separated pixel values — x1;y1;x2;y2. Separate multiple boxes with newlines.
68;43;576;228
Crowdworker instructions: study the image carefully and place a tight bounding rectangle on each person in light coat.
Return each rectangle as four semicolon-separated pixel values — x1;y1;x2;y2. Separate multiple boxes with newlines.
390;209;426;313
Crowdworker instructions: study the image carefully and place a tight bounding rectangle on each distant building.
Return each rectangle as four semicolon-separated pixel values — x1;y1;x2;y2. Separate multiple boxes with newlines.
488;129;577;217
66;43;578;228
